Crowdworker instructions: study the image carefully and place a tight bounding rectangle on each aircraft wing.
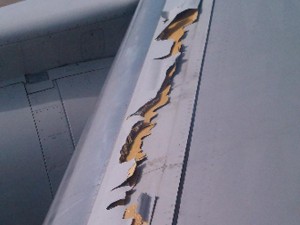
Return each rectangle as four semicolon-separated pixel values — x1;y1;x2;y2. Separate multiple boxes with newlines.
43;0;211;224
44;0;300;224
1;0;300;224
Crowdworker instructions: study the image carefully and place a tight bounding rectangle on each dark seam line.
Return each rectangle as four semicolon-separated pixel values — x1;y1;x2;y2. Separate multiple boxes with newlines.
53;67;108;82
0;81;24;89
24;84;54;198
54;80;76;149
25;86;55;95
171;0;216;224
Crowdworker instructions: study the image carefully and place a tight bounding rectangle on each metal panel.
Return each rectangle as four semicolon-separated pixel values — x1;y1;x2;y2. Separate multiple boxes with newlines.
0;43;24;81
0;0;137;81
20;16;130;75
0;83;52;225
28;85;74;194
0;0;138;43
84;1;207;224
56;67;111;145
80;29;105;60
0;56;113;225
178;0;300;224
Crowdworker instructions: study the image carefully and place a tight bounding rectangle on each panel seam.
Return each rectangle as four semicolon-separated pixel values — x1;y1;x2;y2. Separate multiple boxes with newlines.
171;0;217;224
54;80;76;149
24;83;54;198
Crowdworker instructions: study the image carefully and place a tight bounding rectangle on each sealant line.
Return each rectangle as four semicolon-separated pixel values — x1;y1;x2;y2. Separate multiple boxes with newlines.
171;1;216;224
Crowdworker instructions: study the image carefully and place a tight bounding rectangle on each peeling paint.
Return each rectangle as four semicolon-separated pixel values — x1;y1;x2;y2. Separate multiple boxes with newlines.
120;64;176;165
158;9;199;56
160;0;201;28
108;160;137;189
123;193;151;225
112;162;140;190
123;204;148;225
119;121;154;163
106;190;133;210
119;9;198;166
105;4;199;223
128;162;137;178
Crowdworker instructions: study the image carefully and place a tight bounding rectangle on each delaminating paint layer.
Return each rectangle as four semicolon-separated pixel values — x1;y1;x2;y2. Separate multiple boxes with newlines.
106;5;199;225
119;121;153;163
123;193;151;225
123;204;147;225
158;9;198;56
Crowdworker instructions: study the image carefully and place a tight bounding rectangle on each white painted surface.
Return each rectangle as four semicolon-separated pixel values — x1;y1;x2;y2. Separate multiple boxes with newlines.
178;0;300;224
